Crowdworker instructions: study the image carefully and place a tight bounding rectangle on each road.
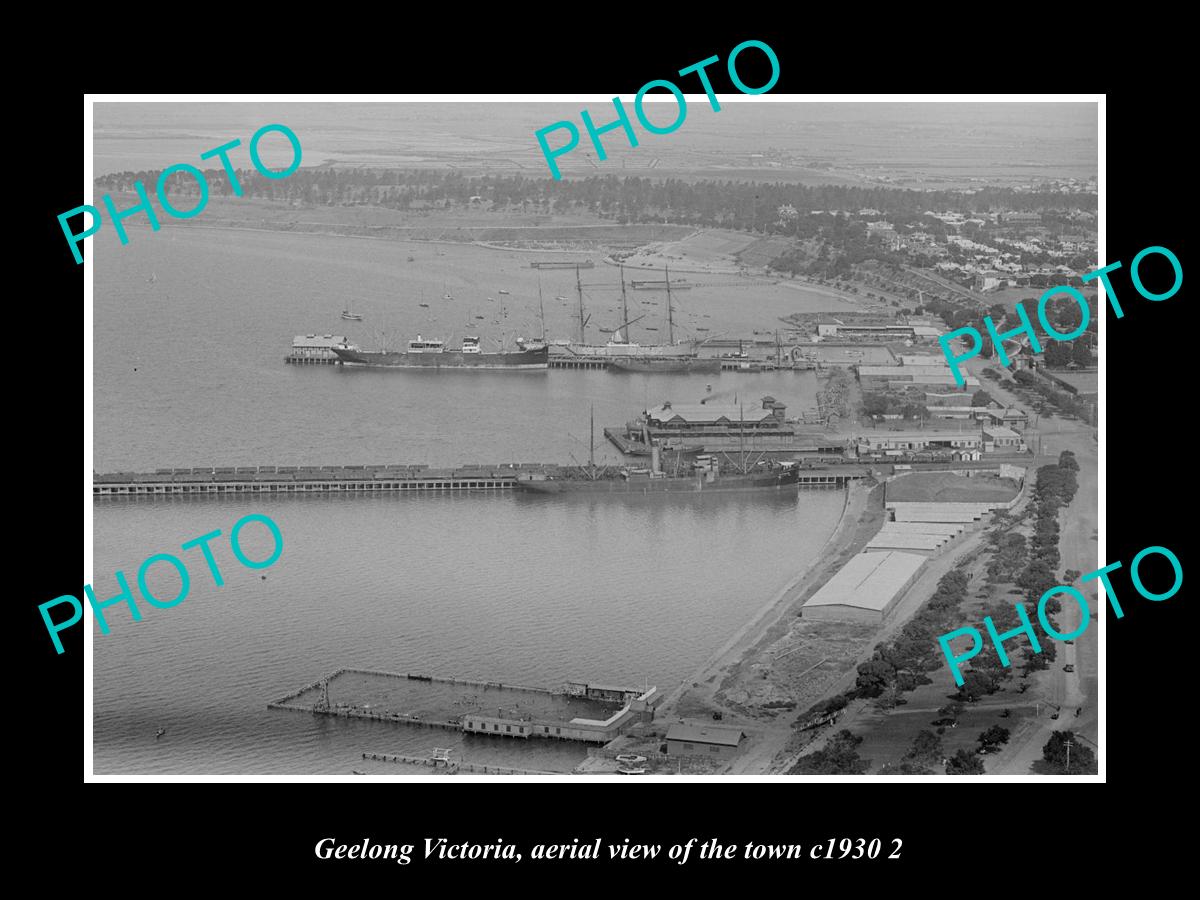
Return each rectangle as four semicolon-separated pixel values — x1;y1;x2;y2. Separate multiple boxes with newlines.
967;360;1099;774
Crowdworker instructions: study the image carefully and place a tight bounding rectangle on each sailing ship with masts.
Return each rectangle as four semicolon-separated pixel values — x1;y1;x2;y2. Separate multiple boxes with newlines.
553;265;713;369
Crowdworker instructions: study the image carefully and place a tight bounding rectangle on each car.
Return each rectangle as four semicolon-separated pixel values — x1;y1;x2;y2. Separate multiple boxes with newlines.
1064;664;1075;673
1064;639;1074;645
1000;709;1011;718
1050;713;1060;720
931;717;956;727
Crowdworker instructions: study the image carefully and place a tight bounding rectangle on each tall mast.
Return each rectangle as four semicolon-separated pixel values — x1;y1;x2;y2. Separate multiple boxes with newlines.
665;264;675;345
739;403;746;473
619;264;630;343
576;265;586;345
590;403;595;468
537;273;546;341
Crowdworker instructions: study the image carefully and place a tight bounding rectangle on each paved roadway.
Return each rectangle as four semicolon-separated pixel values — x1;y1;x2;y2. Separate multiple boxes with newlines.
966;360;1099;774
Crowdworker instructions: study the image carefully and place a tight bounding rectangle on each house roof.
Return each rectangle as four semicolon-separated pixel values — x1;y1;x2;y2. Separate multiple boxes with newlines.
665;721;747;747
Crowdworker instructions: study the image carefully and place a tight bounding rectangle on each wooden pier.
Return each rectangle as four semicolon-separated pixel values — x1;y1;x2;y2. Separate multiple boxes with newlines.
284;354;339;365
362;752;557;775
268;667;657;745
94;465;527;497
95;457;869;497
547;357;610;370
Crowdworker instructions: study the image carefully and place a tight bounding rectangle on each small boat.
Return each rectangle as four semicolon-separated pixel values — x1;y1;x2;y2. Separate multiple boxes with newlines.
697;327;710;332
147;272;157;284
555;296;567;301
443;294;453;301
475;315;485;320
352;769;366;775
487;297;495;302
341;310;363;320
645;327;658;331
419;303;430;308
407;256;415;262
498;289;510;295
615;753;647;765
155;727;166;740
616;766;646;775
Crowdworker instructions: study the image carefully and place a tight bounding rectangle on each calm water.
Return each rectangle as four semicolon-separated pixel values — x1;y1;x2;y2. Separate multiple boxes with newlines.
92;228;846;774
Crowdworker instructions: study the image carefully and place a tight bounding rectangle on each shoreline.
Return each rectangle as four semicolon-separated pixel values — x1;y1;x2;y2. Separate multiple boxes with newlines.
659;481;867;716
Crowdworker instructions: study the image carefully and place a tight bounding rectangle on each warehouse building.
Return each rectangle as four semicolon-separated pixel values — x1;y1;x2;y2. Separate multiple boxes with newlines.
858;432;983;454
801;550;926;624
665;721;746;759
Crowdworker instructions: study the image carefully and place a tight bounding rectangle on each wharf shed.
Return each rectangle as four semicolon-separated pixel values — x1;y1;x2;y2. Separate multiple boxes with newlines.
665;721;746;759
801;550;926;624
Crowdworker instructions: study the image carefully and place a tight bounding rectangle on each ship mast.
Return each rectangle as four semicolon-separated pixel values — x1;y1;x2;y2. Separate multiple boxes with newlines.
619;264;630;344
537;272;546;341
665;264;675;345
739;403;746;474
576;265;586;345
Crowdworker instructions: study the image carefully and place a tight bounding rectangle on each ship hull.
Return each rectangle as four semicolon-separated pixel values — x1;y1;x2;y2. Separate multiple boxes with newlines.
608;357;722;375
332;347;548;369
556;343;697;359
517;466;802;494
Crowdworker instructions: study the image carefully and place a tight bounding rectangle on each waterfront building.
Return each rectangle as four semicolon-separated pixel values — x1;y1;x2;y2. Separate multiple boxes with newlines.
800;550;926;623
857;431;983;454
665;721;746;759
640;397;787;435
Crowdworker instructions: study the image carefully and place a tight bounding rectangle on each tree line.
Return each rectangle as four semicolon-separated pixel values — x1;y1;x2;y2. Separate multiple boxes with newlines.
93;167;1095;235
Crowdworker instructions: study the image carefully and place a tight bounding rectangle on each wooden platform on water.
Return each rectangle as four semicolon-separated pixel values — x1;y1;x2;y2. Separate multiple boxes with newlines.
93;464;545;496
268;667;657;745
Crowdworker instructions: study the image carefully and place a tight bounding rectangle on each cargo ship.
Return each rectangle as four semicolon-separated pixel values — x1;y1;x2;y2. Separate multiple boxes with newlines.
516;455;802;494
331;335;548;369
517;407;799;495
608;356;722;375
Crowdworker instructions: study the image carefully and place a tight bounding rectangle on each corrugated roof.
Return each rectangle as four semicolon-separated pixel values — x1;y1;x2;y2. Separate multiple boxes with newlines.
893;510;982;522
666;721;746;746
803;550;926;612
879;522;965;535
865;534;946;550
645;404;774;424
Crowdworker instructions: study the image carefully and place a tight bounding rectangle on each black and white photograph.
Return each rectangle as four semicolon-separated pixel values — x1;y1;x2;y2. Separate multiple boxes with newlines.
81;95;1105;781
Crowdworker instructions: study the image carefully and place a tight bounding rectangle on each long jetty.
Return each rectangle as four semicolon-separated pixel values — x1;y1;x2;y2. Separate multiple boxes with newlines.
362;752;557;776
94;464;542;496
93;460;875;497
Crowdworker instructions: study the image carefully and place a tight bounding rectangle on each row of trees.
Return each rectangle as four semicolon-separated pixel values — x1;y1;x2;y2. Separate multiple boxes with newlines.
789;730;870;775
1012;369;1092;419
94;167;1095;236
853;569;972;703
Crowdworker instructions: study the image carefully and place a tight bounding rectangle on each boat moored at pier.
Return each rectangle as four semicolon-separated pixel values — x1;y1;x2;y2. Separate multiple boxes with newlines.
331;335;548;369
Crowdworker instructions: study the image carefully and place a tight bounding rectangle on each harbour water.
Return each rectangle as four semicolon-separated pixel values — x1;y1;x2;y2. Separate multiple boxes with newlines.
92;227;847;775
